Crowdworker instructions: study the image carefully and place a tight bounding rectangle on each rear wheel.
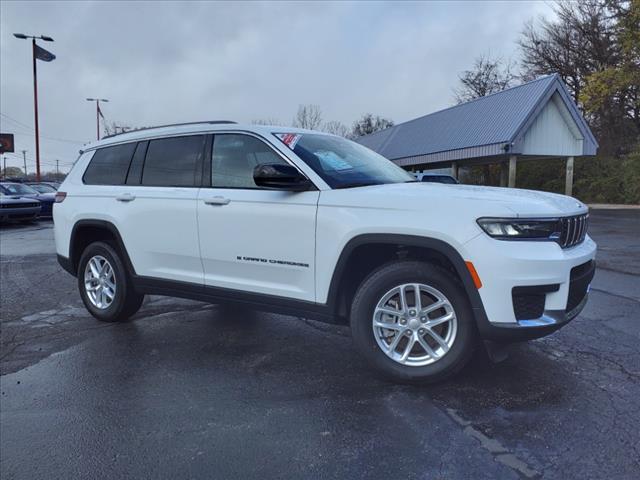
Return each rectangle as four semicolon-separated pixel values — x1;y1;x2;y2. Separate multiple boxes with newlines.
78;241;144;322
350;261;476;383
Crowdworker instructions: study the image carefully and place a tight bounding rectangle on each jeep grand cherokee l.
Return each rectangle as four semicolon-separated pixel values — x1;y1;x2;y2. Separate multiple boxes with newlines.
53;121;596;383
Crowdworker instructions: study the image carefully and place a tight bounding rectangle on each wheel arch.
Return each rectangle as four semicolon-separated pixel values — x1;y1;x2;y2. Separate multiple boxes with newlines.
326;234;489;327
67;220;135;277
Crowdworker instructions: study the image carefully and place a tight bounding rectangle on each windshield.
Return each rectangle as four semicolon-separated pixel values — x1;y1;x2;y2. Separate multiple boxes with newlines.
29;184;56;193
274;133;414;189
0;183;38;195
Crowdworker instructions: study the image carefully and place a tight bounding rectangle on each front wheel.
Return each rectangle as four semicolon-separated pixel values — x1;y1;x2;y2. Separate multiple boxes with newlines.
77;241;144;322
350;261;476;384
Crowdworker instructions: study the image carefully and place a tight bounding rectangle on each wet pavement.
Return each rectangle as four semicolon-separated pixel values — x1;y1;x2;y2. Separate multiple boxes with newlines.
1;210;639;479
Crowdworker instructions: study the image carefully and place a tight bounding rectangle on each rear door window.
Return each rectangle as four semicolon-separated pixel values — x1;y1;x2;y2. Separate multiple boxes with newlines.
83;143;137;185
141;135;205;187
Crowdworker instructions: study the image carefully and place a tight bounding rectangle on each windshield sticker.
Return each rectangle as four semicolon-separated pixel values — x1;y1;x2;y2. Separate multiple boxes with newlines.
274;133;301;150
315;150;353;171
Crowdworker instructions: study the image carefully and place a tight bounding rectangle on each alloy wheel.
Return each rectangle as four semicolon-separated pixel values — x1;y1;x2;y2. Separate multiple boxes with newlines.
372;283;457;366
83;255;116;309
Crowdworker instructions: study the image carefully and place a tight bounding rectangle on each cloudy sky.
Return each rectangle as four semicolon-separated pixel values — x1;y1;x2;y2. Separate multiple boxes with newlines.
0;0;555;173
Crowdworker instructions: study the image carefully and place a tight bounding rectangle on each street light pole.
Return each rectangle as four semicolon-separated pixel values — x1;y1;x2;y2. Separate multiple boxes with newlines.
31;38;41;181
86;98;109;140
14;33;54;182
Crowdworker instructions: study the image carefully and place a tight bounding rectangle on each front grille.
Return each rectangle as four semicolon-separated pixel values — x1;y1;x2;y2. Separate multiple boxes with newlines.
558;214;588;248
0;202;39;209
567;260;595;312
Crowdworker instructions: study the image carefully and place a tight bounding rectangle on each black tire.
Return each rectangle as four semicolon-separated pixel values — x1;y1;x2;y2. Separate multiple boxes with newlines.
77;241;144;322
350;260;476;384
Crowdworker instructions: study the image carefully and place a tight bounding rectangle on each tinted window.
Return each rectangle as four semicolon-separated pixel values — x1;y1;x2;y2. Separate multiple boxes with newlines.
29;184;57;193
0;183;38;195
142;136;204;187
421;175;458;184
83;143;136;185
212;134;287;188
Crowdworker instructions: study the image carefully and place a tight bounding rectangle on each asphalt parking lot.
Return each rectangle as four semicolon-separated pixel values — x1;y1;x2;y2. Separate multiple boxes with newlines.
1;209;639;479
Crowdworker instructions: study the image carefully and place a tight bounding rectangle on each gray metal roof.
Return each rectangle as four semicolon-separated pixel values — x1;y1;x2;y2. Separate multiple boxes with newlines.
356;74;598;165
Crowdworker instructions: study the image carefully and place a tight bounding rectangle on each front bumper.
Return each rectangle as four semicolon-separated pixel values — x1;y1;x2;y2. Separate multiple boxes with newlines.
0;206;41;221
462;233;597;342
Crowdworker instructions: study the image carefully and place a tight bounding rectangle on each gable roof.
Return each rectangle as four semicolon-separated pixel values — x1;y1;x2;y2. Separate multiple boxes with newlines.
356;74;598;166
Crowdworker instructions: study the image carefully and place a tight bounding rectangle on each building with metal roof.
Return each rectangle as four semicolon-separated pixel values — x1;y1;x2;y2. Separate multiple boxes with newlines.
356;74;598;195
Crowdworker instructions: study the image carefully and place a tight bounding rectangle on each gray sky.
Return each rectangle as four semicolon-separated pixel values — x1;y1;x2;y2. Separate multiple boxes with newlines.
0;0;554;173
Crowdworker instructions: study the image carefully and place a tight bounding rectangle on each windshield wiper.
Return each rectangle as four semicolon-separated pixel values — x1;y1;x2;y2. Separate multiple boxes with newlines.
335;181;380;189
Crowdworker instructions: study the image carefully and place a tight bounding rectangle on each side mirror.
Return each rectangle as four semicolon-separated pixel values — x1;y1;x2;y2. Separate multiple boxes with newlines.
253;164;312;191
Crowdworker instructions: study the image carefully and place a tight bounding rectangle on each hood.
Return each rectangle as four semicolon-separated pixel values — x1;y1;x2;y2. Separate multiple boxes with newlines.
324;182;587;218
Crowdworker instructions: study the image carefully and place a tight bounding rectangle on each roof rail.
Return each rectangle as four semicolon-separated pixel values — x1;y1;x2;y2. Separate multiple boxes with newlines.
101;120;237;140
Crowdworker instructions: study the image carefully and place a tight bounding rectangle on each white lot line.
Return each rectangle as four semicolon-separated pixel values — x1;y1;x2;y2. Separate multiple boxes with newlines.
445;408;541;479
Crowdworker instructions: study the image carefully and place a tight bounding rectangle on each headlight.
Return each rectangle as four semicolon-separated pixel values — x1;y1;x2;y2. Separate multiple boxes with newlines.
476;218;561;240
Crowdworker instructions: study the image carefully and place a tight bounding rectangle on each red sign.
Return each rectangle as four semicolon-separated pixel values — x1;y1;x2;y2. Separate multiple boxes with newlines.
0;133;15;153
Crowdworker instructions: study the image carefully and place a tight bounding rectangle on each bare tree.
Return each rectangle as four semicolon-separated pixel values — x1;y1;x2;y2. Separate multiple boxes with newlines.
292;104;323;130
322;120;350;137
103;121;133;137
518;1;617;104
453;54;517;104
252;118;284;126
518;0;636;155
1;166;23;178
351;114;394;138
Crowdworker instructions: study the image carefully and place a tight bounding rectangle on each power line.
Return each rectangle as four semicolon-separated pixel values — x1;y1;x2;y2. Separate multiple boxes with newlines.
0;113;87;144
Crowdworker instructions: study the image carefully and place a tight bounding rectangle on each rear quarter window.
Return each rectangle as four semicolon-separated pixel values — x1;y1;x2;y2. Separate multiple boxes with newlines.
83;143;137;185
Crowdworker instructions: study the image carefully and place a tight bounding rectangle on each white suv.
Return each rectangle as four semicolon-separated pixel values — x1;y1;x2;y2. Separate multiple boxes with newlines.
54;121;596;383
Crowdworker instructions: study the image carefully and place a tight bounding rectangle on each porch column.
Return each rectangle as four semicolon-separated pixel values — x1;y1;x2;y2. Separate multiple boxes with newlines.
451;161;459;180
508;155;517;188
565;156;574;196
500;162;508;187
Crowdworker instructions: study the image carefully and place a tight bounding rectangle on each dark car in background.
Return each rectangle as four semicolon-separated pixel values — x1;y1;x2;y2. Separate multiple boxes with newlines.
0;182;55;217
0;193;41;223
417;173;459;185
26;183;58;194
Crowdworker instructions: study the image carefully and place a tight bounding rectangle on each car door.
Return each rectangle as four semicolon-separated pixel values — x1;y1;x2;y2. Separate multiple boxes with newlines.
112;135;206;284
197;132;319;301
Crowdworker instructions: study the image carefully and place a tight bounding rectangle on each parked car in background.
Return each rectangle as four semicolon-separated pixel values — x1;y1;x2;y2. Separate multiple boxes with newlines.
415;173;459;184
40;181;61;190
0;192;41;223
0;182;55;217
26;182;58;194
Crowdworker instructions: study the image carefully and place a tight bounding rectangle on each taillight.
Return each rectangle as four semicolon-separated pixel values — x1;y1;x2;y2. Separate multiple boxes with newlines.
54;191;67;203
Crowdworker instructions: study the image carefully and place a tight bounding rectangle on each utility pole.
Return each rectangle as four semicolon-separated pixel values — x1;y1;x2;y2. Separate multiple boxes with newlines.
56;159;59;176
14;33;55;182
22;150;28;176
86;98;109;140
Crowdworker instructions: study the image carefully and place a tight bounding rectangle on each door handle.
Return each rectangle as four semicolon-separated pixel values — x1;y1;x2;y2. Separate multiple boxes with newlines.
204;196;230;206
116;193;136;202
